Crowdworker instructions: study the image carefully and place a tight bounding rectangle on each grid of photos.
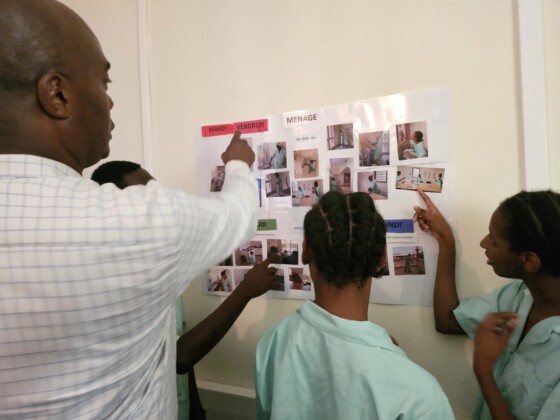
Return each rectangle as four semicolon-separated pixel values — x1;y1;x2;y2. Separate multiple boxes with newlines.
198;88;454;305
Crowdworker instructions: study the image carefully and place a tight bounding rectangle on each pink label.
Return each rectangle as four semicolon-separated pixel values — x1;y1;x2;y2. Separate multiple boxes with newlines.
201;124;235;137
233;119;269;134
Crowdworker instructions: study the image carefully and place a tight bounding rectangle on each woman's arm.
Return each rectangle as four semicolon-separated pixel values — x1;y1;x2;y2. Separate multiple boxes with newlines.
414;189;464;334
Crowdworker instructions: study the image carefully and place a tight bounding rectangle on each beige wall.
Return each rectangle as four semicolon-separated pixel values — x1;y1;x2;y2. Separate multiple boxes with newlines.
59;1;558;419
61;0;145;177
544;0;560;190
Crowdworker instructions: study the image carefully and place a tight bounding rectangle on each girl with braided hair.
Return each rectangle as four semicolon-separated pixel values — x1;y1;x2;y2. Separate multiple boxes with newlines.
413;189;560;420
256;191;454;419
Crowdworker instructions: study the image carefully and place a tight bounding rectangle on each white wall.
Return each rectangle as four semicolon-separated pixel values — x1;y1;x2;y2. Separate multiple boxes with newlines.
59;1;558;419
60;0;145;177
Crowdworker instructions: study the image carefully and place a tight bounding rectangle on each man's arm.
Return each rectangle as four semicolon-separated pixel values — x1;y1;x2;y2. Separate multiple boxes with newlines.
414;189;465;334
176;260;277;373
473;313;519;420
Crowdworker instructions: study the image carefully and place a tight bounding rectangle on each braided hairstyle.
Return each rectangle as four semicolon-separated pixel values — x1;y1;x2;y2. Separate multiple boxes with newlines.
304;191;386;288
498;190;560;276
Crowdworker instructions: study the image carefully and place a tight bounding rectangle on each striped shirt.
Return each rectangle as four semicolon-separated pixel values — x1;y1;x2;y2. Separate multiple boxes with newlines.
0;155;257;419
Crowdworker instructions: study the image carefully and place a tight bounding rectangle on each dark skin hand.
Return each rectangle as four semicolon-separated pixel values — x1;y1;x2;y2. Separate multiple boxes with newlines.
473;312;519;420
176;259;277;373
221;131;255;167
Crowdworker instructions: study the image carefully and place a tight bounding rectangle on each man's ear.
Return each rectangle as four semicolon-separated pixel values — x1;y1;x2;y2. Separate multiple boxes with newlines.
520;252;541;274
37;72;71;119
301;237;310;265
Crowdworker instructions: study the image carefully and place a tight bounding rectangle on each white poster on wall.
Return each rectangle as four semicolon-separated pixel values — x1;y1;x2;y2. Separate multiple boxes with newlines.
195;88;455;306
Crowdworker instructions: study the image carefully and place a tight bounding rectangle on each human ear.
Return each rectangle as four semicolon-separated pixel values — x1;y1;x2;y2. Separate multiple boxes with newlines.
520;252;541;274
37;72;71;119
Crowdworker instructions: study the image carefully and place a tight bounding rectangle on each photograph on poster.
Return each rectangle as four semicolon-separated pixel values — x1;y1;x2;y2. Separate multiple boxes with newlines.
289;267;312;291
359;130;390;167
258;141;287;170
327;123;354;150
396;121;428;160
395;166;445;193
207;267;233;292
293;148;319;178
266;239;299;265
357;171;388;200
209;166;225;192
233;268;251;288
265;171;291;197
272;268;286;291
292;179;323;207
392;246;425;276
329;158;353;193
234;240;263;266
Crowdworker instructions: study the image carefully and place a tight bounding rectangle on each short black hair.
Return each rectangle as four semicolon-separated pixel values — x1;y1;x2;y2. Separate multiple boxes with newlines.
91;160;141;189
414;131;424;142
498;190;560;276
304;191;386;288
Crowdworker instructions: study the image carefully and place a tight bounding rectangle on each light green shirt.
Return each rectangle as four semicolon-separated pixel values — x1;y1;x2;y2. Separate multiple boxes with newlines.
454;280;560;420
256;300;454;420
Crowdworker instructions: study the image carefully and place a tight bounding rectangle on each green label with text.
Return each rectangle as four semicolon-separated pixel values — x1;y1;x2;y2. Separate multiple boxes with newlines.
257;219;277;231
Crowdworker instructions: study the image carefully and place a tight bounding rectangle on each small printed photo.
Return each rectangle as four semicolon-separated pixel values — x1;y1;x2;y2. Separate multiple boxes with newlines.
395;166;445;193
209;166;225;192
327;123;354;150
392;246;426;276
357;171;388;200
233;268;252;288
293;149;319;178
207;267;233;292
216;255;233;266
396;121;428;160
329;158;353;193
265;171;291;198
257;141;287;170
292;180;323;207
266;239;299;265
359;130;390;167
289;267;312;291
234;240;263;266
272;268;286;291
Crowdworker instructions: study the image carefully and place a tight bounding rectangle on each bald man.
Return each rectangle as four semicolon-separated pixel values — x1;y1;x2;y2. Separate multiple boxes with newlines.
0;1;257;418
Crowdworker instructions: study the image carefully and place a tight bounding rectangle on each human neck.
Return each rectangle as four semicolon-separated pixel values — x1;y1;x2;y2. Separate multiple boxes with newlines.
313;271;372;321
523;273;560;317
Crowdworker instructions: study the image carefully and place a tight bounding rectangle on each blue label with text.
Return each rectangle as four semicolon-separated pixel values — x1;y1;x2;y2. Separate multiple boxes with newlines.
385;219;414;233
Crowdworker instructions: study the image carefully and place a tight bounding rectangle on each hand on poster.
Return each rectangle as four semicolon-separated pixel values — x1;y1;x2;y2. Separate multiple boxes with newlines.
221;131;255;166
237;258;278;299
413;190;454;244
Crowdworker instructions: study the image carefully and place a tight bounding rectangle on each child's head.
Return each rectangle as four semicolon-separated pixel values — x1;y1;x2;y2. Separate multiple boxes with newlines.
414;131;424;142
303;191;386;288
91;160;154;189
496;190;560;276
